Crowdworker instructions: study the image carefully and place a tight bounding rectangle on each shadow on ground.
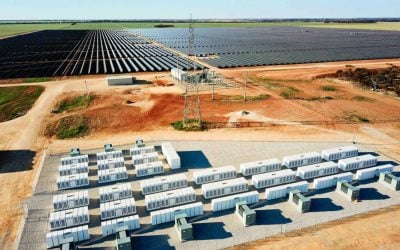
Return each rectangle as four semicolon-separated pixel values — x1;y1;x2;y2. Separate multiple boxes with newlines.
310;198;343;212
192;222;232;240
256;209;292;225
359;187;390;201
178;151;212;169
0;150;36;173
132;234;174;250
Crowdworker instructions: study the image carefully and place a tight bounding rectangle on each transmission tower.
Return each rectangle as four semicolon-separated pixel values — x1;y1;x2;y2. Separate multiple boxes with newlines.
183;15;202;128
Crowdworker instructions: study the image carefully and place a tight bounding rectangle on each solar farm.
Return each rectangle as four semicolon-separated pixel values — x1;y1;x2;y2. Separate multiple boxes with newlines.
134;27;400;68
19;140;400;249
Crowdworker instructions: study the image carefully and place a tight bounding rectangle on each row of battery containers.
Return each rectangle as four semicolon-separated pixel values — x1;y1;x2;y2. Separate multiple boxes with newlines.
97;157;125;170
193;166;237;185
130;145;155;156
145;187;196;211
61;155;89;166
101;215;140;237
136;161;164;177
150;202;203;225
59;163;89;176
252;169;296;189
49;207;89;231
355;164;394;181
161;142;181;169
57;173;89;190
46;225;89;248
100;198;136;220
338;154;377;171
98;167;128;184
211;191;259;212
240;159;281;177
140;173;188;195
96;150;123;161
99;183;132;203
132;152;159;165
202;177;248;199
53;191;89;211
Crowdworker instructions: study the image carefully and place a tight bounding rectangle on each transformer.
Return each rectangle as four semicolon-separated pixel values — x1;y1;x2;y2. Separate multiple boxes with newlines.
70;148;81;157
235;201;256;226
336;180;360;202
115;226;131;250
288;190;311;213
379;172;400;191
175;213;193;242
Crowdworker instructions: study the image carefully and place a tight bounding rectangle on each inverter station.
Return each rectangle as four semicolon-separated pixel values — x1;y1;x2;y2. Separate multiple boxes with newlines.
296;161;339;180
202;177;248;199
131;152;159;165
49;207;90;230
99;183;133;203
356;164;394;181
240;158;281;177
283;152;322;168
193;166;236;185
100;198;137;220
53;191;89;211
130;145;155;156
145;187;196;211
59;163;89;176
140;173;188;195
97;157;125;170
338;154;377;171
41;141;399;248
252;169;296;189
322;146;359;161
135;161;164;177
98;167;129;184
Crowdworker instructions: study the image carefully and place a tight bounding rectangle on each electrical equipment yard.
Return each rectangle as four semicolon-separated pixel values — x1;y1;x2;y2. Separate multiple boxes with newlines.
19;140;400;249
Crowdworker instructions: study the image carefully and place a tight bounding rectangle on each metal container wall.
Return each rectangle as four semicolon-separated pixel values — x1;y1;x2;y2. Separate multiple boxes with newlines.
132;152;159;165
46;225;89;248
97;157;125;170
193;166;237;185
56;173;89;190
283;152;322;168
202;177;248;199
53;191;89;211
101;214;140;236
59;163;89;176
322;146;359;161
98;167;128;184
313;172;353;190
338;154;378;171
356;164;394;181
252;169;296;189
265;181;309;200
135;161;164;177
145;187;196;211
150;202;203;225
130;146;155;156
49;207;90;230
96;150;123;161
240;158;281;177
61;155;89;166
140;173;188;195
100;198;137;220
296;161;339;180
211;191;259;212
99;183;132;203
161;143;181;169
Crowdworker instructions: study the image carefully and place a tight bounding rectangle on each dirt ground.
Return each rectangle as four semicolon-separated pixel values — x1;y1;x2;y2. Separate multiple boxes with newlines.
1;59;400;249
231;205;400;250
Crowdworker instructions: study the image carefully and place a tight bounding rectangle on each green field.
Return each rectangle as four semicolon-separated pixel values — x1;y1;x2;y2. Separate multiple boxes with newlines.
0;85;44;122
1;21;400;38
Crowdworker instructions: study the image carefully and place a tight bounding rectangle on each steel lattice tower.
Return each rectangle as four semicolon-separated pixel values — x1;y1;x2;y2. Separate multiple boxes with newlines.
183;15;202;127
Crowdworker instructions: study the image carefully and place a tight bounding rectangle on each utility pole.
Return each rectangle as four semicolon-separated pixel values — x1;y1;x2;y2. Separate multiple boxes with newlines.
183;14;202;128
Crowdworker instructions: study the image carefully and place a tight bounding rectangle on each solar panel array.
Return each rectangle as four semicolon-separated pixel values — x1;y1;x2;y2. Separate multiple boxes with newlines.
0;30;201;79
133;27;400;68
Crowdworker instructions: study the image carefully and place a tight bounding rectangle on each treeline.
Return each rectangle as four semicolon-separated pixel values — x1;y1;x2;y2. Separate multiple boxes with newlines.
335;66;400;96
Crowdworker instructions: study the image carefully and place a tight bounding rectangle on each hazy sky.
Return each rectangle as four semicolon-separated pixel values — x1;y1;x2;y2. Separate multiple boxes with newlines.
0;0;399;20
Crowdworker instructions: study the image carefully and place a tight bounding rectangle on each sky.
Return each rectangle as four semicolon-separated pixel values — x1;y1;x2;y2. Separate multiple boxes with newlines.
0;0;399;20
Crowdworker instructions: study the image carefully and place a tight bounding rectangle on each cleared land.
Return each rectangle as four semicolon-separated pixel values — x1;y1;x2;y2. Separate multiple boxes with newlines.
0;85;44;122
1;22;400;38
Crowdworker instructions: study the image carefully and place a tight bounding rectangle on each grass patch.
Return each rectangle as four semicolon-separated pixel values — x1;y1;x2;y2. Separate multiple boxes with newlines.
23;77;51;83
304;96;335;101
343;113;370;123
280;87;300;99
352;95;375;102
55;115;90;139
250;77;281;90
171;120;205;131
222;94;271;102
0;85;44;122
321;85;338;92
54;95;94;113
